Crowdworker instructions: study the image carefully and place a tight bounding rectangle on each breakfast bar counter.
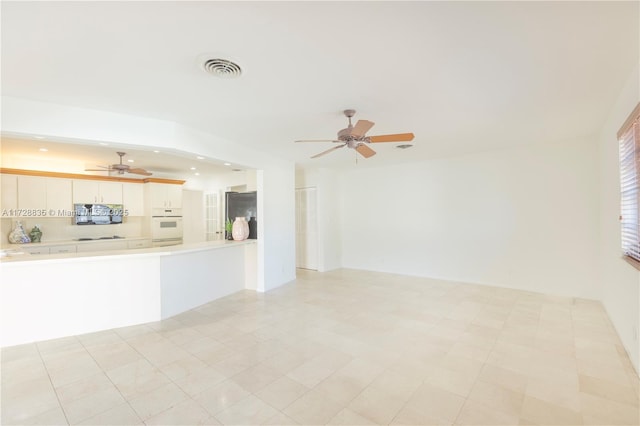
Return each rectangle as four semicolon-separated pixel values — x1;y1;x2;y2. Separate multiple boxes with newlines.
0;240;257;347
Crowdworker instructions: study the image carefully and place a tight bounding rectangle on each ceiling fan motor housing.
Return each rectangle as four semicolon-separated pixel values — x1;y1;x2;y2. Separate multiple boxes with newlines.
338;128;355;141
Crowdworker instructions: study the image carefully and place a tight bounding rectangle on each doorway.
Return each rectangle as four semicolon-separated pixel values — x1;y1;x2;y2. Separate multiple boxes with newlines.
295;187;318;270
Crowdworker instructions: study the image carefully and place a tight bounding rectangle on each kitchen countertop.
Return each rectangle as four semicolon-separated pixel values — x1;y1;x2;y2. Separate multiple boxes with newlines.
0;239;256;263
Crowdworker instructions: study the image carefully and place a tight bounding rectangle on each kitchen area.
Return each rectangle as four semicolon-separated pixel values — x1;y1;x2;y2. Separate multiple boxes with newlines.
0;136;260;348
1;174;186;254
0;136;259;255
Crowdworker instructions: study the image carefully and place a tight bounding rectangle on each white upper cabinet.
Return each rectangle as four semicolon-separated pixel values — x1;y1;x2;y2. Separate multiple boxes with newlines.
73;180;99;203
73;180;123;204
122;183;144;216
149;183;182;209
1;174;18;215
17;176;46;211
47;179;73;213
166;185;183;209
17;176;72;216
99;181;123;204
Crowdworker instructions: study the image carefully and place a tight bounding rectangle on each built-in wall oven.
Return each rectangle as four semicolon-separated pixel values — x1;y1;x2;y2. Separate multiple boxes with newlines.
151;208;183;247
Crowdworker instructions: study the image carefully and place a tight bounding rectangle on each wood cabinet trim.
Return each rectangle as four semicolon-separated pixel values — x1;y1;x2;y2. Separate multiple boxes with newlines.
142;177;186;185
0;168;184;185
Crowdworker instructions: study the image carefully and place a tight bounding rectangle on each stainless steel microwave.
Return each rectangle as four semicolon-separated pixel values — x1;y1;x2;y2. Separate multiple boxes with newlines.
74;204;124;225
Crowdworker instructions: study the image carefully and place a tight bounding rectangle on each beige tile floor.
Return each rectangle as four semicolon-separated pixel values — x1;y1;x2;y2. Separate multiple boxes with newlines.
2;268;639;425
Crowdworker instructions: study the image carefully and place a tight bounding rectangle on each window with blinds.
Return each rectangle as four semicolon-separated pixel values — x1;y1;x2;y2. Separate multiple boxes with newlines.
618;103;640;261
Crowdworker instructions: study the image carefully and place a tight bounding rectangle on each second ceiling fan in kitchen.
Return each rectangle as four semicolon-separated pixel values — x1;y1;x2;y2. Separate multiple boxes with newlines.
85;152;152;176
295;109;415;159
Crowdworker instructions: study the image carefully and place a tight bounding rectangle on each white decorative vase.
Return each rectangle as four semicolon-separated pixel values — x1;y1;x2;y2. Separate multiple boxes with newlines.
232;217;248;241
8;221;31;244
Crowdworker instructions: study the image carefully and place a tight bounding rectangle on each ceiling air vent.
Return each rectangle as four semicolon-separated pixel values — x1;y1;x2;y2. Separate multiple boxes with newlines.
203;58;242;78
396;144;414;149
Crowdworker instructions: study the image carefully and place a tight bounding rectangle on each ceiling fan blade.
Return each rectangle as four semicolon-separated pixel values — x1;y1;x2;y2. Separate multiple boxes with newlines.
368;133;415;143
128;168;153;176
311;144;346;159
355;144;376;158
295;139;342;143
350;120;375;138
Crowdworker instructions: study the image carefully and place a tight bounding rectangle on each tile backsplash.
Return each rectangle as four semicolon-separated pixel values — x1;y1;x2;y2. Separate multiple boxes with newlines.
1;217;145;246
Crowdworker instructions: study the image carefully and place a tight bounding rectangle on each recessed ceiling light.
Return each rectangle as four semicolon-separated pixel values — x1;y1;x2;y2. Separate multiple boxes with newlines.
196;156;205;160
99;142;108;146
153;150;160;153
190;167;196;170
224;162;231;166
34;136;45;140
195;172;200;176
39;148;48;152
127;159;134;163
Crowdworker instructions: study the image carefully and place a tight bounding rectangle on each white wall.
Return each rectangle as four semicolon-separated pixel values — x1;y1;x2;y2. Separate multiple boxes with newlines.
295;167;342;272
1;243;253;347
598;62;640;374
257;166;296;291
340;139;600;300
160;245;245;318
1;255;162;346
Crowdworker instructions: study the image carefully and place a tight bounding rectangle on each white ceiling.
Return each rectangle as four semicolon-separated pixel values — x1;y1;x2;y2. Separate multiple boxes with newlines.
1;1;638;169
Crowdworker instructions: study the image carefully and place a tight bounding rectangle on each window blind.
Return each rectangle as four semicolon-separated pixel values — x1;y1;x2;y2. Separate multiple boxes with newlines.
619;104;640;261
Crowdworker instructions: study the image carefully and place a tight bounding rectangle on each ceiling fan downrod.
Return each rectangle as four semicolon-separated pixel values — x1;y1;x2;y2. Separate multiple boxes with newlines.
344;109;355;128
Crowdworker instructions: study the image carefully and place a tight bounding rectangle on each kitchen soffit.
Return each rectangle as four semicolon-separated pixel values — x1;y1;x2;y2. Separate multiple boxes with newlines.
0;136;242;181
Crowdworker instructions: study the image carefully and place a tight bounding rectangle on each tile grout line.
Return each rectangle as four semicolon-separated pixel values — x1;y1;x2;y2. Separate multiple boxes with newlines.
450;293;515;426
77;334;145;424
36;341;71;425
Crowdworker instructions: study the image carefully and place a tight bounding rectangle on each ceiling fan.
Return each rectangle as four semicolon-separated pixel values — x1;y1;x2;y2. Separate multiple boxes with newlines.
85;152;152;176
295;109;415;159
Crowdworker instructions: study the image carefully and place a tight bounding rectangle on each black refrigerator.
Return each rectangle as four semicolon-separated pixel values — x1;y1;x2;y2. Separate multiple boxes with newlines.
225;191;257;239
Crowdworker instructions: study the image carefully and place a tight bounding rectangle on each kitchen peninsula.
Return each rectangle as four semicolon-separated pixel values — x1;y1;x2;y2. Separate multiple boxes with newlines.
0;239;257;347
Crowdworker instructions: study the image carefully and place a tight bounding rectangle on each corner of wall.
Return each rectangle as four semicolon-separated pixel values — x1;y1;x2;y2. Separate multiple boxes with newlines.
597;60;640;376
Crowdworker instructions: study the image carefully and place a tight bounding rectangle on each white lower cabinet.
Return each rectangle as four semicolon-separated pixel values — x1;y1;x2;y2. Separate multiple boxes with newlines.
49;245;77;254
16;238;150;256
22;246;50;255
76;241;127;253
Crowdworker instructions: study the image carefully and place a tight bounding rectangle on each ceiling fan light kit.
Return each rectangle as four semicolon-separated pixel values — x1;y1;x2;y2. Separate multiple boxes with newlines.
295;109;415;159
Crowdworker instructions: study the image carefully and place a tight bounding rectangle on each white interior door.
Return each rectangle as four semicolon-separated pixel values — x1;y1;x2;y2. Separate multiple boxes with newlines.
182;189;205;244
205;192;221;241
296;187;318;270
